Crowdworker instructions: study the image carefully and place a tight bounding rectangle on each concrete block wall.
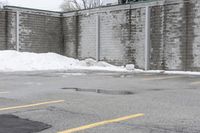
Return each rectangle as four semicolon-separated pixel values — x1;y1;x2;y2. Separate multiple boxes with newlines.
128;8;146;68
189;0;200;71
7;11;17;50
63;5;147;68
2;0;200;71
78;11;97;59
99;10;129;66
99;8;146;68
19;13;63;53
150;1;187;71
63;12;78;58
164;2;187;71
150;0;200;71
63;1;200;70
150;5;165;70
4;6;63;54
0;11;6;50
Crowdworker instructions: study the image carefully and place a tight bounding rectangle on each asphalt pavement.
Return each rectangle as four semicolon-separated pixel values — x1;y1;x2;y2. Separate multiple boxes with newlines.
0;71;200;133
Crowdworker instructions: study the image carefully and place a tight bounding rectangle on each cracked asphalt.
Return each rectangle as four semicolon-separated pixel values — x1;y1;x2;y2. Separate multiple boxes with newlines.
0;71;200;133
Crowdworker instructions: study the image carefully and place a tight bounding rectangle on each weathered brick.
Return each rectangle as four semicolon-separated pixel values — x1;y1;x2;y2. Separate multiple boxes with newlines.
0;11;6;50
2;0;200;71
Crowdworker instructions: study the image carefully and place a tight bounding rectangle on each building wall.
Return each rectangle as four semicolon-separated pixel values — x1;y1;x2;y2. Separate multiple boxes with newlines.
189;0;200;71
2;0;200;71
4;7;63;54
63;12;78;58
7;11;17;50
78;11;97;60
19;13;62;53
150;1;186;71
150;5;165;70
149;0;200;71
0;11;6;50
63;4;147;68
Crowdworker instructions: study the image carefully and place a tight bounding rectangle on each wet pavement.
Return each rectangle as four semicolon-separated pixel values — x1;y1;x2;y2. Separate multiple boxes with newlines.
0;114;51;133
0;71;200;133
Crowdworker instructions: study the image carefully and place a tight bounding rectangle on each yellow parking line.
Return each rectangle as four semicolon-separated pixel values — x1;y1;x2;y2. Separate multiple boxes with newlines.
0;100;64;111
0;91;9;94
143;76;181;81
58;113;144;133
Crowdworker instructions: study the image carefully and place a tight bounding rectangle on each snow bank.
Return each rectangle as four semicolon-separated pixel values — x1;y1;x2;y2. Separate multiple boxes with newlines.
132;69;200;76
1;50;200;75
0;50;127;72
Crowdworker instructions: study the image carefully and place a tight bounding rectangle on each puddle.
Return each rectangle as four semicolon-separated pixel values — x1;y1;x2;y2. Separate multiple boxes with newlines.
62;88;134;95
148;89;164;91
0;114;51;133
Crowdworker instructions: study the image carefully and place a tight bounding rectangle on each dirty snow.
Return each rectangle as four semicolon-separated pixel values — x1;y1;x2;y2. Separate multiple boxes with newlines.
0;50;200;75
133;69;200;76
0;50;127;72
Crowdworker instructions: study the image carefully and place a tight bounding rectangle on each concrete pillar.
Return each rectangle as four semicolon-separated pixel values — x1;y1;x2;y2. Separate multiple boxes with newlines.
96;14;100;61
145;6;150;70
16;11;19;51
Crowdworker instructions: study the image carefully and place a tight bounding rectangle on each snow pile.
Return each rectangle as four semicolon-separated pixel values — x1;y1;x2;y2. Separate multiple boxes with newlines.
125;64;135;71
133;69;200;76
0;50;127;72
1;50;200;75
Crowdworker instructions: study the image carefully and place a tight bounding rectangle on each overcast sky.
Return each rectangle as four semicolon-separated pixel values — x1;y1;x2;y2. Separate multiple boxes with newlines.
2;0;117;11
5;0;63;11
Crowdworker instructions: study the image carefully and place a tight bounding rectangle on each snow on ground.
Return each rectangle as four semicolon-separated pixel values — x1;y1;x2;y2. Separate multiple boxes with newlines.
0;50;200;75
136;70;200;76
0;50;127;72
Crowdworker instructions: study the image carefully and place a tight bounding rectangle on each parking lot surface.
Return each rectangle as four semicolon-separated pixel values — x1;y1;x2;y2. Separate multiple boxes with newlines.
0;71;200;133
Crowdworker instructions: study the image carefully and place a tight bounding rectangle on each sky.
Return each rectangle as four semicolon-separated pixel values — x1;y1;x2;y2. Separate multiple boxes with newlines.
2;0;117;11
4;0;65;11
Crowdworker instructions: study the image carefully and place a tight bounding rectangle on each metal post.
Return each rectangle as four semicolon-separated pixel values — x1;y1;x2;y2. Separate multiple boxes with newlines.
96;14;100;61
16;11;20;51
145;6;150;71
97;0;100;6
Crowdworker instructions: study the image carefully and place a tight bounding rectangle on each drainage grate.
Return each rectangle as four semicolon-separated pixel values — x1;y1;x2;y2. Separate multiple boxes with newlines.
0;114;51;133
62;88;134;95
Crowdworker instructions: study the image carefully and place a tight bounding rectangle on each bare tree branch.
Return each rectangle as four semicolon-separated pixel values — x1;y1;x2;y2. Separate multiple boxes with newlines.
60;0;104;12
81;0;87;9
71;0;81;9
0;0;7;8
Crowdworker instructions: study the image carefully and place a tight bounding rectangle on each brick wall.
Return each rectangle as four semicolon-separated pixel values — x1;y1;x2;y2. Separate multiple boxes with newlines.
150;1;187;71
19;12;63;53
63;12;78;58
63;5;147;68
188;0;200;71
7;11;17;50
4;6;63;54
78;11;97;59
99;10;129;65
150;5;165;70
2;0;200;71
149;0;200;71
0;11;6;50
98;8;146;68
